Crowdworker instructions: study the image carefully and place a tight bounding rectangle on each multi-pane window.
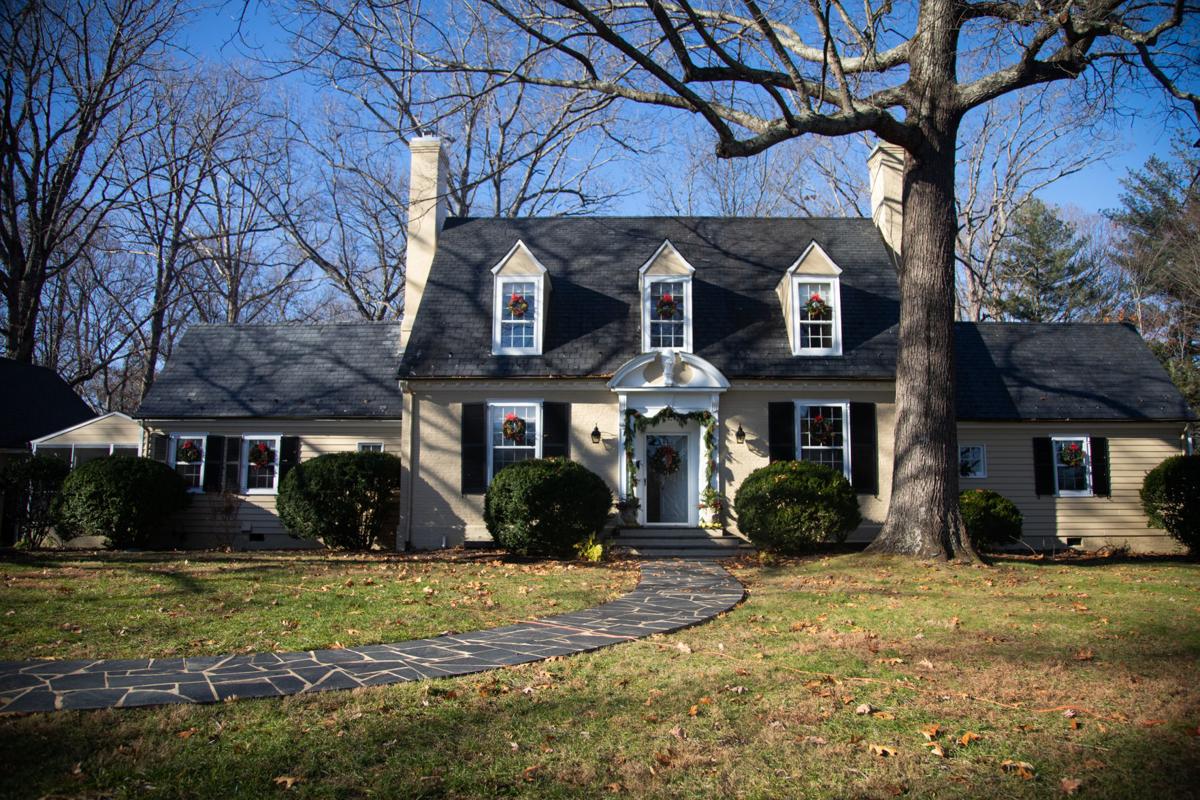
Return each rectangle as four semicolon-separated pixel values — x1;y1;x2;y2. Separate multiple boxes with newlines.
490;403;539;479
243;436;281;493
499;280;537;350
959;445;987;478
171;434;206;491
798;403;849;478
648;280;686;349
1053;437;1091;495
357;442;384;452
796;279;836;351
35;444;139;467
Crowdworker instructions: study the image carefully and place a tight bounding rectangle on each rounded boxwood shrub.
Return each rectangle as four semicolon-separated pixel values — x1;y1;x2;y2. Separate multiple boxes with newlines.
277;451;403;549
1141;454;1200;552
958;488;1023;549
0;454;71;548
734;461;861;554
484;458;612;558
55;456;190;548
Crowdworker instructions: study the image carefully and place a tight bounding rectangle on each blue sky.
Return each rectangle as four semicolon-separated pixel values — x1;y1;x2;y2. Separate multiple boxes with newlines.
182;2;1193;217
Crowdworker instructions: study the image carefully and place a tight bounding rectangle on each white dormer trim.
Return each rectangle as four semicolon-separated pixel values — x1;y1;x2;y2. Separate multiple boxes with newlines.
783;240;844;357
491;240;549;356
639;239;695;354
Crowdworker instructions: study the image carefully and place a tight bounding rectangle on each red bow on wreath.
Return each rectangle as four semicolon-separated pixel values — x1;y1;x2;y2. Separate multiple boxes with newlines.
502;412;527;442
656;293;679;320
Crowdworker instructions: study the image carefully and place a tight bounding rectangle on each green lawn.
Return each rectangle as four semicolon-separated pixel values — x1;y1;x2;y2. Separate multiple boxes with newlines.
0;550;637;660
2;552;1198;799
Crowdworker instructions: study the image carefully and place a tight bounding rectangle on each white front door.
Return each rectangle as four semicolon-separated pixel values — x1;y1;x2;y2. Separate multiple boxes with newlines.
643;431;697;526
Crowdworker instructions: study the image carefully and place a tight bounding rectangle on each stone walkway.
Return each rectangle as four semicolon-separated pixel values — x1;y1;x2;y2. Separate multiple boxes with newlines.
0;560;744;714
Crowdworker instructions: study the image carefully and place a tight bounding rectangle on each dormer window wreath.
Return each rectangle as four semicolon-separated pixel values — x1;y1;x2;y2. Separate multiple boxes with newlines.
177;439;202;463
506;292;529;319
248;441;275;468
805;292;831;319
655;293;679;320
502;412;527;442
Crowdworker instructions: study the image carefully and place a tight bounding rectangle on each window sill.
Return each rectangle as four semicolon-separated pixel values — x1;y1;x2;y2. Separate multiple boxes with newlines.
793;349;843;357
492;348;541;356
1056;490;1094;498
245;489;278;496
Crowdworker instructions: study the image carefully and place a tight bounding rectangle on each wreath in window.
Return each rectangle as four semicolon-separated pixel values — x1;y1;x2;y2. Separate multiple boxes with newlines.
507;292;529;319
655;293;679;320
248;442;275;468
650;443;682;475
809;413;836;447
805;292;831;319
1059;442;1085;468
176;439;202;463
502;413;527;442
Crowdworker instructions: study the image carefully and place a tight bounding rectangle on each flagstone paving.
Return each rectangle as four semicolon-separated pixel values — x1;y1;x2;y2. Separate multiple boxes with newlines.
0;560;743;714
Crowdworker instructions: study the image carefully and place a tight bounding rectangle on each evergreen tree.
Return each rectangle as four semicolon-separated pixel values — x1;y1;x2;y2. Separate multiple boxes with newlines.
992;198;1104;323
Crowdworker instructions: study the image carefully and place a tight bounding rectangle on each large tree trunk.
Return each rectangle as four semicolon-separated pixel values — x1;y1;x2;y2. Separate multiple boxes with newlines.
868;0;979;561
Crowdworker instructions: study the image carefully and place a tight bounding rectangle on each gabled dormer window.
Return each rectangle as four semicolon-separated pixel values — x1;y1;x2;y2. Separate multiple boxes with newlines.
781;241;843;356
640;240;695;353
491;240;549;355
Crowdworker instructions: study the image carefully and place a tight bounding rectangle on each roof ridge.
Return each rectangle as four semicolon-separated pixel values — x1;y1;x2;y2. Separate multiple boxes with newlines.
446;215;874;223
189;320;401;330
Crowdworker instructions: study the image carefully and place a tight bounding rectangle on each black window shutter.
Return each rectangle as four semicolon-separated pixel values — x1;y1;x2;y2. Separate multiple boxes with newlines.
461;403;488;494
150;434;168;463
224;436;243;492
1032;437;1055;496
767;402;796;463
202;435;225;493
279;437;301;480
542;402;570;459
1090;436;1111;497
849;403;878;495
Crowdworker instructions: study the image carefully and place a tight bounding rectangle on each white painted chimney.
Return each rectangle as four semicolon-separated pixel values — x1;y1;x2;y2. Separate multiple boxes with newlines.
401;136;449;352
867;142;905;256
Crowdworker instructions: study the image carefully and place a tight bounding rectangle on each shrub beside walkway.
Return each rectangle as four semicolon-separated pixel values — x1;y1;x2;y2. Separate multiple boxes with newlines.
0;561;743;714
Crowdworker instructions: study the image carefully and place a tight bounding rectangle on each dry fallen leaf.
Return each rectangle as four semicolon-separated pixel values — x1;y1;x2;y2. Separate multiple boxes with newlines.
919;723;942;741
654;750;673;766
1002;760;1036;780
688;705;700;717
1074;648;1095;661
855;703;876;715
925;742;946;758
522;764;544;782
674;642;692;654
869;744;898;758
1061;777;1083;795
959;731;982;746
273;775;302;790
176;728;198;739
669;725;687;740
1138;719;1166;728
874;711;896;720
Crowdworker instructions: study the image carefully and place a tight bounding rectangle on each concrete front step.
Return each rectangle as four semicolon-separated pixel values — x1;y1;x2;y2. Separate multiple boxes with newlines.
608;528;756;560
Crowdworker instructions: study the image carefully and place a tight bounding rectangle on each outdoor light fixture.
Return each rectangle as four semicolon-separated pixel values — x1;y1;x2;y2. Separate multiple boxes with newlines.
735;424;746;444
591;424;602;444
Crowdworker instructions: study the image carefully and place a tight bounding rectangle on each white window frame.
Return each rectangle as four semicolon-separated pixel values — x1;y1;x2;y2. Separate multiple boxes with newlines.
794;400;852;480
642;276;693;353
1052;435;1093;497
33;442;141;467
492;276;545;355
959;444;987;479
357;441;385;452
791;274;843;356
241;434;283;495
169;433;208;494
486;400;543;482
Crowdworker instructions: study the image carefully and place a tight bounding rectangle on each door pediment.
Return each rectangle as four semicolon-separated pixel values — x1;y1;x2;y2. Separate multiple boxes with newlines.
608;352;729;393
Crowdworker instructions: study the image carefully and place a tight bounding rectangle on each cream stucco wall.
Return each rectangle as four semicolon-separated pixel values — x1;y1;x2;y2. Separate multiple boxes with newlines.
145;418;403;550
399;380;1187;553
957;421;1185;552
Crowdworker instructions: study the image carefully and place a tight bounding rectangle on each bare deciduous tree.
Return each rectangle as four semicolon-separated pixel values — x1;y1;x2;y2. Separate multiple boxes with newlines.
404;0;1198;559
0;0;184;363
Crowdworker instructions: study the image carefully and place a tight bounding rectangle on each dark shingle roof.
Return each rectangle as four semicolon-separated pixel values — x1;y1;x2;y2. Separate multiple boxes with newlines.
398;217;900;379
0;358;93;448
956;322;1194;421
136;323;402;419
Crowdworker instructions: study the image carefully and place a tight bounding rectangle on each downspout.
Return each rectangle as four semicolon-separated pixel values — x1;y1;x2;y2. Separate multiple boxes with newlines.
398;380;416;551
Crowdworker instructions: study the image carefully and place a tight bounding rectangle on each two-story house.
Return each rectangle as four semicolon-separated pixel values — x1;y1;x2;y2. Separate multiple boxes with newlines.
137;138;1194;552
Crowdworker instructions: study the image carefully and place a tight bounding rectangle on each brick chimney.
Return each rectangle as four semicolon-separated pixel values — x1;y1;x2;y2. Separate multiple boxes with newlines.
401;137;449;352
867;143;905;256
